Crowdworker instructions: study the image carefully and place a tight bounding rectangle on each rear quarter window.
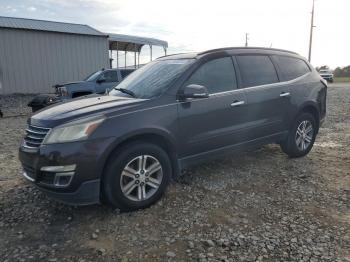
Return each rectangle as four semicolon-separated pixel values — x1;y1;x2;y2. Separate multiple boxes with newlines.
274;56;311;81
236;55;279;88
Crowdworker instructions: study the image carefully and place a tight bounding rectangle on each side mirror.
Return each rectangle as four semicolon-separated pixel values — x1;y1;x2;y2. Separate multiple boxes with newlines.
180;84;209;100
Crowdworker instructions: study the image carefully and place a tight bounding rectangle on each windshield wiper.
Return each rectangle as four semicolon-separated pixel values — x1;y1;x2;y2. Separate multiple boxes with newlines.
113;87;136;98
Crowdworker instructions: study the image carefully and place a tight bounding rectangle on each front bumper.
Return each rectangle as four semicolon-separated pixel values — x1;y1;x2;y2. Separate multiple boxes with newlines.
31;178;100;205
320;75;333;81
19;137;115;205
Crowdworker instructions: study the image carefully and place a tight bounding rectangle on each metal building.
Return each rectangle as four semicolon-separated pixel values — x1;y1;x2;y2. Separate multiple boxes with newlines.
0;16;169;95
0;16;109;95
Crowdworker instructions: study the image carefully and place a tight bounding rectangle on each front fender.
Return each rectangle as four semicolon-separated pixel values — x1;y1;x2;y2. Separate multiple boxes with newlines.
66;82;96;97
94;127;179;181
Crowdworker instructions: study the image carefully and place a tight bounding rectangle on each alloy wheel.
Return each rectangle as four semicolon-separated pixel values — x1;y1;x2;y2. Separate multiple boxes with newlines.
120;155;163;201
295;120;314;151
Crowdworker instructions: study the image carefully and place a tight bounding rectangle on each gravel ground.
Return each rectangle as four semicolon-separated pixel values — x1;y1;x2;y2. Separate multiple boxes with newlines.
0;84;349;262
0;94;35;117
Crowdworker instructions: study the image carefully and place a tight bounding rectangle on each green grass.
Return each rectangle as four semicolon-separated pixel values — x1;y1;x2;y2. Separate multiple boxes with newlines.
334;77;350;83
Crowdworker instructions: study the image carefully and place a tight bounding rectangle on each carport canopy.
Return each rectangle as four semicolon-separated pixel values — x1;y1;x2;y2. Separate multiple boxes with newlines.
107;33;168;68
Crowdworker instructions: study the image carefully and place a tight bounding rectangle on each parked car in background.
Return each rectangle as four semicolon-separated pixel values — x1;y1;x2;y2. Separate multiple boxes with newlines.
28;68;135;112
319;69;334;83
19;47;327;211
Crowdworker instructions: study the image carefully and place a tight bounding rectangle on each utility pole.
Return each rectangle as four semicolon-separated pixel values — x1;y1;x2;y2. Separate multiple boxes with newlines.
308;0;315;62
245;33;249;47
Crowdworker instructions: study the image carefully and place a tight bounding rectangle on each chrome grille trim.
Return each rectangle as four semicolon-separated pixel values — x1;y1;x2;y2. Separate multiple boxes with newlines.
25;128;48;135
23;125;51;149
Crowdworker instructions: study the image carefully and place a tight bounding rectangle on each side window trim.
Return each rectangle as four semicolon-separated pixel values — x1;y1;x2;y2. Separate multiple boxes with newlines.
269;55;284;82
268;55;281;82
231;56;243;89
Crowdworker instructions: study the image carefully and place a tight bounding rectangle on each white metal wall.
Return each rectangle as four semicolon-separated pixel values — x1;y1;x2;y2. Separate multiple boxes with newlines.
0;28;109;94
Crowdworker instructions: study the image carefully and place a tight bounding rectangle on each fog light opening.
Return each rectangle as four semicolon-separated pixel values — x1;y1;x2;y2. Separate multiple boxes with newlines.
53;172;74;187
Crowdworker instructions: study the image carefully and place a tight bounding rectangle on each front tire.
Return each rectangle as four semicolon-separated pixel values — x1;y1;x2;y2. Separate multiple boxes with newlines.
102;142;171;211
281;112;317;158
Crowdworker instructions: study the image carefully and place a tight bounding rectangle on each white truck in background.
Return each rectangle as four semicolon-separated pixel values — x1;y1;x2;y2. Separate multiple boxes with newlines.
319;69;334;83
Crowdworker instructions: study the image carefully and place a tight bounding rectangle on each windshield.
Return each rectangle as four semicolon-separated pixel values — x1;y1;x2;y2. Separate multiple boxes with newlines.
84;71;101;82
109;59;194;99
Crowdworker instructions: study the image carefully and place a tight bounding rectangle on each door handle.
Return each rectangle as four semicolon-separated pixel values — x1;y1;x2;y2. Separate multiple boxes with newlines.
280;92;291;97
230;100;245;107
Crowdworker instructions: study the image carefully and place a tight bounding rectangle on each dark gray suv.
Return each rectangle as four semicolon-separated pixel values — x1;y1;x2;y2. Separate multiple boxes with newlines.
19;47;327;210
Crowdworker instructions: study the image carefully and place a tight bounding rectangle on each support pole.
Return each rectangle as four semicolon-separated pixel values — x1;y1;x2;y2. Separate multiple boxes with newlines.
116;42;119;69
134;44;137;69
138;51;140;67
150;45;153;61
125;50;127;69
109;50;113;68
308;0;315;62
164;47;167;56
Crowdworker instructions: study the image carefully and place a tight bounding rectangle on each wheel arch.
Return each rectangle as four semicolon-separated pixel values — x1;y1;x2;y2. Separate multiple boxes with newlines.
100;130;180;185
296;102;320;132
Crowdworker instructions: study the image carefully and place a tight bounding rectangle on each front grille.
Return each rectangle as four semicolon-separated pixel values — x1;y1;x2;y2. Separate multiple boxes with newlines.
24;125;50;149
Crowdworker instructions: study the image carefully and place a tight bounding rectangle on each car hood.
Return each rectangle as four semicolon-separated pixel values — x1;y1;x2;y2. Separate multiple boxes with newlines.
56;81;86;87
30;95;146;127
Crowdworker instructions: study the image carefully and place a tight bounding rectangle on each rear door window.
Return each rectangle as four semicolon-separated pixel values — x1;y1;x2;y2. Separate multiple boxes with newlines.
274;56;311;81
236;55;279;88
185;57;237;94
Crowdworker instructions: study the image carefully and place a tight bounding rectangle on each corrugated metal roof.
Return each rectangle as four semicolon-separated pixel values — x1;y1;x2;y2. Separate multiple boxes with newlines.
108;33;168;48
0;16;106;36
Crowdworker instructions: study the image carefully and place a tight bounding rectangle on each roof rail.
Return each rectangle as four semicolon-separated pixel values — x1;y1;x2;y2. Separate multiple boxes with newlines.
156;52;192;59
198;47;298;55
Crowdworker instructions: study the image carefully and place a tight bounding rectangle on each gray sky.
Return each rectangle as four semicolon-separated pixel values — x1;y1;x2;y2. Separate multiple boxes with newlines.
1;0;349;68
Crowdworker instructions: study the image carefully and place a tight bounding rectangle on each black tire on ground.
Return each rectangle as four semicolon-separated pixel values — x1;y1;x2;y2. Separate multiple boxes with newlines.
280;112;317;158
31;106;43;112
102;142;172;211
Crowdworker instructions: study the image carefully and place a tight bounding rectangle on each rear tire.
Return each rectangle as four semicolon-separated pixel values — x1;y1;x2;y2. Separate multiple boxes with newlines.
281;112;317;158
102;142;171;211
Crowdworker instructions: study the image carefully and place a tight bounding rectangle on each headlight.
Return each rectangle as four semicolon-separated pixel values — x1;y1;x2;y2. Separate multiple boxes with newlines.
59;86;68;97
43;116;105;144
